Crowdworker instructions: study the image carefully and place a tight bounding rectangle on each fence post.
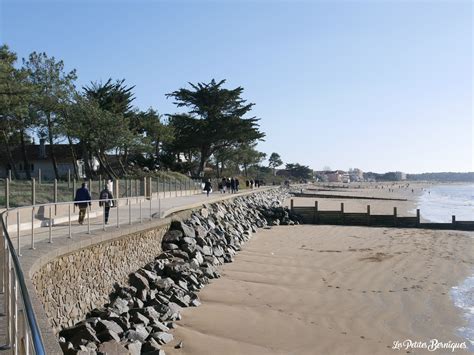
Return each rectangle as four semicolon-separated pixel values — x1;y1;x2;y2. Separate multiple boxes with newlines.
290;199;294;213
38;168;41;185
143;177;147;199
31;206;35;249
367;205;371;226
31;178;36;206
313;201;318;224
16;210;20;257
135;179;139;203
115;179;120;200
156;177;160;199
54;179;58;215
175;178;178;197
5;178;9;209
416;209;420;227
340;203;345;224
393;207;397;227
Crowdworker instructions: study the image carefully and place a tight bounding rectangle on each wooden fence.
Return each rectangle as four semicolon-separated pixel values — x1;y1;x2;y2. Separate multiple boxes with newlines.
290;200;474;231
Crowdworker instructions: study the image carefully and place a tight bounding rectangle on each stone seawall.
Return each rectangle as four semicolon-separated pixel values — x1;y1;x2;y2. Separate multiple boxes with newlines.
56;188;298;354
32;225;169;334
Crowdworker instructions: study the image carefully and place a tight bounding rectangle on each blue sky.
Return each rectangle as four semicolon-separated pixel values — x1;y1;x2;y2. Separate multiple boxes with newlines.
1;0;472;173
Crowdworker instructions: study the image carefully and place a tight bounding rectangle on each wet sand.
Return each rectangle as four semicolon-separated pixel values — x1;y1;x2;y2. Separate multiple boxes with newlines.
164;184;473;355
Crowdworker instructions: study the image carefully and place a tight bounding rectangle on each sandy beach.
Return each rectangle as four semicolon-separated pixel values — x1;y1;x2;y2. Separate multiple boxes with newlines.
164;185;473;355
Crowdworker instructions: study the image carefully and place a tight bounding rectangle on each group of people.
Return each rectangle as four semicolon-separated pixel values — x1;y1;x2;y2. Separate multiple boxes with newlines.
74;181;114;225
245;179;264;188
218;177;240;194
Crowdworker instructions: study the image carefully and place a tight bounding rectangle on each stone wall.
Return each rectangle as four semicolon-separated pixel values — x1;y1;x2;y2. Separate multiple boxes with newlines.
32;225;169;334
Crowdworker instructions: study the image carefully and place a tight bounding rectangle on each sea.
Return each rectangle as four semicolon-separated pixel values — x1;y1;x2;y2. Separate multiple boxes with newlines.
416;184;474;350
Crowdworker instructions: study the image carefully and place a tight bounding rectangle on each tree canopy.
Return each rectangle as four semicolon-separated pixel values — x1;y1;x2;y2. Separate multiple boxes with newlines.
167;79;265;175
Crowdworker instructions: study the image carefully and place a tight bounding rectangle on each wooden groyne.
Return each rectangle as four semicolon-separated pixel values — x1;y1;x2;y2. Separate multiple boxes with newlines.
292;192;407;201
290;200;474;231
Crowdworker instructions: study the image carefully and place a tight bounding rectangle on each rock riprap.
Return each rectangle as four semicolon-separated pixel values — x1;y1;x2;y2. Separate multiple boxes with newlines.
59;188;298;354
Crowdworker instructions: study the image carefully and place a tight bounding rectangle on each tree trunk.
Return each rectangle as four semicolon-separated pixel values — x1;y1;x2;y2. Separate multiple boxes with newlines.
67;136;79;180
198;146;210;176
46;113;60;180
97;151;118;179
154;139;160;167
20;129;31;180
243;163;248;177
82;143;92;179
2;131;19;179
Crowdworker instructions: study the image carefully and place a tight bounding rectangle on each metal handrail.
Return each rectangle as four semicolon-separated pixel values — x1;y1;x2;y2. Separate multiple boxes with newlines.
1;209;46;354
0;179;202;353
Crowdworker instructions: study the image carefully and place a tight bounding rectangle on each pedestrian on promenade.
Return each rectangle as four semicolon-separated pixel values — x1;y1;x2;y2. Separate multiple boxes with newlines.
218;181;223;193
250;179;254;188
221;177;227;193
246;180;250;188
230;177;236;193
226;178;231;192
74;182;91;225
235;178;240;192
204;179;212;197
99;186;114;224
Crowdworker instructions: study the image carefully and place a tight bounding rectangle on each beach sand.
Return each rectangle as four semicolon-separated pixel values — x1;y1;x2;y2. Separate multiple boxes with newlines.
164;185;473;355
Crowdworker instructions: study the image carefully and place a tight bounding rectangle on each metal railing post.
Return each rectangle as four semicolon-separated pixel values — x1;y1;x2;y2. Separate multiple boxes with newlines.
30;206;35;250
139;200;142;223
102;203;106;231
5;249;11;348
5;178;10;209
116;199;120;228
48;206;52;243
128;198;131;225
68;204;72;239
16;211;20;257
87;206;90;234
11;267;18;354
158;197;161;219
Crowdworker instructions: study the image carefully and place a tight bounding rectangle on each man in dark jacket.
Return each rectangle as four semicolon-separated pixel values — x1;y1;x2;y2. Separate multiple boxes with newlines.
204;179;212;197
99;186;114;224
74;183;91;225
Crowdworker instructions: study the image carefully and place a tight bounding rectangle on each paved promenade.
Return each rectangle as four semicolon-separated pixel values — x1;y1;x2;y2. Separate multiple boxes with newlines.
0;187;273;351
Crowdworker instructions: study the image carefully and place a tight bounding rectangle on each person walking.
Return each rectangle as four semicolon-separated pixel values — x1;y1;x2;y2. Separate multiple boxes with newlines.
230;177;236;193
235;178;240;192
99;186;114;224
221;177;227;193
204;179;212;197
74;182;91;225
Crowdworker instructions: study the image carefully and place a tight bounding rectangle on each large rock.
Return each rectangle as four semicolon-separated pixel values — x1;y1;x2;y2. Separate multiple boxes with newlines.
170;220;195;239
95;319;124;335
59;323;99;346
98;340;129;354
129;272;150;291
162;230;183;243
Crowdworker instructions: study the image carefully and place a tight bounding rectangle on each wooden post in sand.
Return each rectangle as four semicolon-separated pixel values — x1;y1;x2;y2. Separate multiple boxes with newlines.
393;207;397;227
452;215;456;224
290;199;294;213
340;203;345;224
313;201;318;224
416;209;420;227
367;205;371;226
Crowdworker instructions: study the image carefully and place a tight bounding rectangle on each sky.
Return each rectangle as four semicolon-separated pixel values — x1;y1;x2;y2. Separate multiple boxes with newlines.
1;0;472;174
